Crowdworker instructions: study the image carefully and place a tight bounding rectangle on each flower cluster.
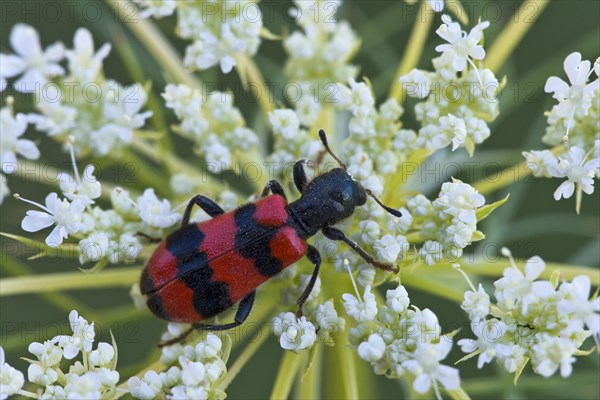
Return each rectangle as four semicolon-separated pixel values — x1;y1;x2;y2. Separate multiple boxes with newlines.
133;0;262;74
400;15;498;156
0;346;24;399
0;102;40;205
283;0;360;126
344;284;461;397
457;251;599;379
0;25;153;157
17;143;180;267
129;329;228;399
6;310;120;399
523;52;599;212
163;84;259;173
412;180;487;265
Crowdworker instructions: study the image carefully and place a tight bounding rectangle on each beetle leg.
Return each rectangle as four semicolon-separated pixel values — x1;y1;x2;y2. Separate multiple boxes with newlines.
261;180;286;199
157;291;256;348
135;231;161;243
322;226;399;273
296;245;321;317
293;160;308;193
181;195;225;227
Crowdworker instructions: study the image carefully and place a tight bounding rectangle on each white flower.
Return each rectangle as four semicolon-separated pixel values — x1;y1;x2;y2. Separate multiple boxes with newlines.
428;0;444;12
435;15;489;72
21;192;86;246
89;342;115;367
180;357;207;386
195;334;222;360
337;78;375;117
407;194;432;217
159;366;181;387
358;220;380;243
357;334;386;362
0;24;65;92
550;145;599;200
402;338;460;393
558;275;600;335
63;371;103;399
494;256;554;312
59;164;102;205
314;300;345;334
386;285;411;314
0;346;25;399
128;370;163;400
28;341;62;367
523;149;560;177
0;107;40;173
545;52;599;121
40;385;67;399
419;240;444;265
386;208;412;234
27;363;58;386
134;0;177;19
373;234;405;263
274;313;317;352
27;99;77;138
78;232;110;264
399;69;434;98
66;28;111;82
343;285;378;322
269;109;300;140
0;174;8;205
137;188;181;229
52;310;95;359
461;284;490;321
531;334;578;378
433;114;467;151
458;319;508;369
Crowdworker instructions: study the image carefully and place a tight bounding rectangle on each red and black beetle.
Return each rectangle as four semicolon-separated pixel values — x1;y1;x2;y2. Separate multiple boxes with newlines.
140;130;401;346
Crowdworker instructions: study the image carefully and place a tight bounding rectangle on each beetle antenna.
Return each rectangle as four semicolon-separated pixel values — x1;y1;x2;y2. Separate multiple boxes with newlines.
319;129;347;170
365;189;403;217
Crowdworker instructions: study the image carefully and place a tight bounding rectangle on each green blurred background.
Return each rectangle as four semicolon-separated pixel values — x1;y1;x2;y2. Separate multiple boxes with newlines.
1;0;599;398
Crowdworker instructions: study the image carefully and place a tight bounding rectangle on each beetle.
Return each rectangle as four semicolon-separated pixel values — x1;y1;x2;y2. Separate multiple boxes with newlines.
141;130;401;347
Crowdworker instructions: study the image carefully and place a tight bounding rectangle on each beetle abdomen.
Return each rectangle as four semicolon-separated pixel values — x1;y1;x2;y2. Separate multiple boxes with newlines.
141;195;307;323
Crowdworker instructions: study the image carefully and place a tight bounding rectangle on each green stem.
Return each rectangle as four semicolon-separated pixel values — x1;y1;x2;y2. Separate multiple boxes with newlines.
446;386;472;400
106;0;202;90
472;146;563;195
296;344;322;399
485;0;550;73
270;351;305;400
1;256;98;319
219;326;270;390
401;272;466;302
472;160;530;195
1;268;140;296
388;0;433;101
235;54;275;121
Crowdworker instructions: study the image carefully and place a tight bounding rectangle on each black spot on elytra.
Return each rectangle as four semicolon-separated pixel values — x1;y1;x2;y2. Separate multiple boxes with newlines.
234;204;282;276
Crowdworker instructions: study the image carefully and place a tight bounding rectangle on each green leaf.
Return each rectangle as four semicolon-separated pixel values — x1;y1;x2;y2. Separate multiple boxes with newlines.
301;343;319;382
455;349;481;365
79;259;109;275
221;334;233;365
110;329;119;371
260;27;283;40
476;194;510;221
514;357;530;385
471;230;485;242
574;347;596;356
